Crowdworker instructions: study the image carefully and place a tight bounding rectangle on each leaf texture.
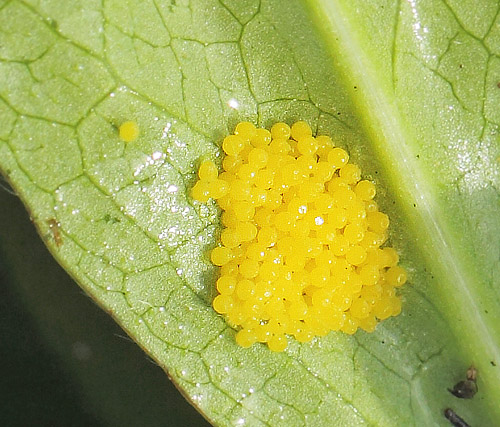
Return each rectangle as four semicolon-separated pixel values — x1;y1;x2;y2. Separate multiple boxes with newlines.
1;0;499;425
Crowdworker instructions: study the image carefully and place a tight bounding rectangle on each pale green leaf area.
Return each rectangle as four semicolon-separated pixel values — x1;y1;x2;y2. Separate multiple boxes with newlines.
1;0;499;425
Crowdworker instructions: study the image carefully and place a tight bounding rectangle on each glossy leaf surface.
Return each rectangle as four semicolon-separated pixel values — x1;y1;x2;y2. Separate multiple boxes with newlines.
1;0;499;425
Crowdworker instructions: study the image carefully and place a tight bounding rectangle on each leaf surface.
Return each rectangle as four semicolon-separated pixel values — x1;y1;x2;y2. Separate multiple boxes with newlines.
1;0;499;425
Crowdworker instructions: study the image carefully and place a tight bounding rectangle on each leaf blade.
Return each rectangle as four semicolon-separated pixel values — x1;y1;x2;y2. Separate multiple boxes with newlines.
1;0;499;425
305;0;500;411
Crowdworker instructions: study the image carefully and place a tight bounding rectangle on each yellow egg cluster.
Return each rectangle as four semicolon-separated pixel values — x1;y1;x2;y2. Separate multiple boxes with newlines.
192;121;407;352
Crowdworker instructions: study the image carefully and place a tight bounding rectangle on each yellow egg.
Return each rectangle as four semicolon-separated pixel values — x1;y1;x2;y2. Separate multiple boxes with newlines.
119;121;139;142
290;120;312;140
191;121;407;352
198;160;218;181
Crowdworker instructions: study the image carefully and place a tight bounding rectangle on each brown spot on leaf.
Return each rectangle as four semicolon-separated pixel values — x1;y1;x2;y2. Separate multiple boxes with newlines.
47;218;63;247
448;366;477;399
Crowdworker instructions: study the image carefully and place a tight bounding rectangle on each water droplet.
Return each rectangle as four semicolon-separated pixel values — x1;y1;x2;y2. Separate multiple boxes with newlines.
228;98;239;109
167;184;178;193
315;216;324;226
162;123;172;139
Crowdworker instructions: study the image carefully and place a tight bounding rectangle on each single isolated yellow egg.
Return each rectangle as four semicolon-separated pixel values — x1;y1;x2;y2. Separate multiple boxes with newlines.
119;120;140;142
192;121;407;352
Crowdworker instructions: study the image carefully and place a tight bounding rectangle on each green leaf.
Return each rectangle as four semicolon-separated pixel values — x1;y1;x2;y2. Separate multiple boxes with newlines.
1;0;499;425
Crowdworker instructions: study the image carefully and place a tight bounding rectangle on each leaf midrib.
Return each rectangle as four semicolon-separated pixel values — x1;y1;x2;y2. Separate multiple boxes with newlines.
304;0;500;409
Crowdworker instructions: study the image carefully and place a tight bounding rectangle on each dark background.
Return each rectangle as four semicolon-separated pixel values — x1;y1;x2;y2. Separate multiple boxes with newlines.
0;183;210;427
